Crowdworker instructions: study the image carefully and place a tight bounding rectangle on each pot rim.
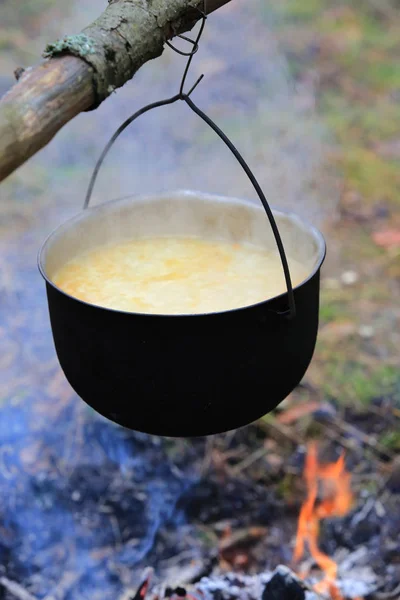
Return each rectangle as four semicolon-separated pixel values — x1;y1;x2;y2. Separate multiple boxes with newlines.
38;189;326;319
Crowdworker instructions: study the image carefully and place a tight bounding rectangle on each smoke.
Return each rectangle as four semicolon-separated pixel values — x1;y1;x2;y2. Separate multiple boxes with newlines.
0;1;339;596
0;253;200;596
0;238;200;599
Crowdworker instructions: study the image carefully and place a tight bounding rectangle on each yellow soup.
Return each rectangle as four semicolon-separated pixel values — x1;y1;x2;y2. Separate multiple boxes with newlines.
53;237;309;314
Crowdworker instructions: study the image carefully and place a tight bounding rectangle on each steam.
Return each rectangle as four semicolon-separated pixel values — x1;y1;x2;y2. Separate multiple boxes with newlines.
36;0;337;233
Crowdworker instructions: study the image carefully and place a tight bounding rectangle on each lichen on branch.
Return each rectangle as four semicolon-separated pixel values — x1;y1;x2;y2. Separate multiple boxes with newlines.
43;0;200;106
44;34;96;59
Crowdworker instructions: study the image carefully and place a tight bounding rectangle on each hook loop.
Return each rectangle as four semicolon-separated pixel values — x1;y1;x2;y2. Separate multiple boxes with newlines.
166;34;199;57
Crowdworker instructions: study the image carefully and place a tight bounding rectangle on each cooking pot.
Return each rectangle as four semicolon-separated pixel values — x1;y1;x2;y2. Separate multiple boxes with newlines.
38;190;326;437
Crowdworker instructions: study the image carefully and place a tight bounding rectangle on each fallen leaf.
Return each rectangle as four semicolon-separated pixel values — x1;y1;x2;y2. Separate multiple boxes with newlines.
339;189;372;222
374;138;400;160
384;456;400;493
219;526;267;552
233;553;249;568
372;229;400;249
266;453;284;470
319;320;357;342
277;401;322;425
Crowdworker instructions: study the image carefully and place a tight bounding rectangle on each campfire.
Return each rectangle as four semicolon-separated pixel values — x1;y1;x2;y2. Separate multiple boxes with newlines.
0;355;398;600
134;443;370;600
293;442;357;599
0;244;398;600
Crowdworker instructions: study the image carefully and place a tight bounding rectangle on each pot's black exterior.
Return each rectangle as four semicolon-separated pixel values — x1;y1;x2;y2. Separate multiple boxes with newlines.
45;268;320;437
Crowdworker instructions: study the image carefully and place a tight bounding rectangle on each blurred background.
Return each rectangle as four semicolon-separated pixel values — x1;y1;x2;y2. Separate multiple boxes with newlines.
0;1;399;599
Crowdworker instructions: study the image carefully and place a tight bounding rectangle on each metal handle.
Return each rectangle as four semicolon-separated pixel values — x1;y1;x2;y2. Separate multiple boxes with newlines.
83;94;296;319
184;95;296;319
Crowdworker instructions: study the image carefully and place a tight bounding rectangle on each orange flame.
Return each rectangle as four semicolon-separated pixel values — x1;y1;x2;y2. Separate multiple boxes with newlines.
294;442;357;599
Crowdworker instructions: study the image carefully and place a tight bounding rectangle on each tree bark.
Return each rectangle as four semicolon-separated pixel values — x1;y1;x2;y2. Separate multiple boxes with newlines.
0;0;231;184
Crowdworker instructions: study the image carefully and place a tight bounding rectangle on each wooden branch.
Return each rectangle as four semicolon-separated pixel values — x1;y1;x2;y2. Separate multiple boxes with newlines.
0;0;231;184
0;57;93;184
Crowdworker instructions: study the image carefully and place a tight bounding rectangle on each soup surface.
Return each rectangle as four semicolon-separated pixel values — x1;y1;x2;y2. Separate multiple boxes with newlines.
52;237;309;314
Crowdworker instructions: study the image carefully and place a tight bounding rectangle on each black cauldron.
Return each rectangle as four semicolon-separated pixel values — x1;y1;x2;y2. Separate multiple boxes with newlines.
38;190;326;437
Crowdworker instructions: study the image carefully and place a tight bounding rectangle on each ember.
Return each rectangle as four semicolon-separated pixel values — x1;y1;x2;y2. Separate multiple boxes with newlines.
294;443;359;600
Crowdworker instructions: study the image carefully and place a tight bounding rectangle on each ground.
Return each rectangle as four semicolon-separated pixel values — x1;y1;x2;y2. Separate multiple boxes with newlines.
0;0;399;599
268;0;400;425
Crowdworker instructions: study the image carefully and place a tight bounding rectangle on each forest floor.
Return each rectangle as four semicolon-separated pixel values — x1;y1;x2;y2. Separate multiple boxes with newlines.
0;1;399;598
267;0;400;431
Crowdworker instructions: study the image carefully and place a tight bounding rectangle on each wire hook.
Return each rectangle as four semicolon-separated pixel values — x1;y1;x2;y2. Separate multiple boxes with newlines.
165;34;199;57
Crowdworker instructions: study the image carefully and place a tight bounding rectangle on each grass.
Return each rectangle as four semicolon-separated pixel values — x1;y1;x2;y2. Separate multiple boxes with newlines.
340;148;400;204
322;363;399;407
0;0;59;26
322;96;400;148
279;0;400;187
270;0;400;410
319;301;349;323
380;430;400;451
